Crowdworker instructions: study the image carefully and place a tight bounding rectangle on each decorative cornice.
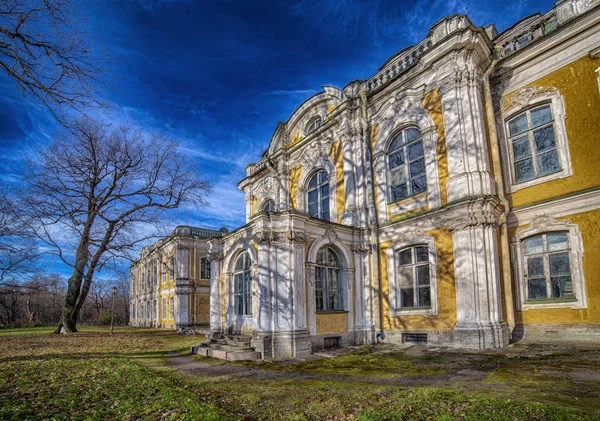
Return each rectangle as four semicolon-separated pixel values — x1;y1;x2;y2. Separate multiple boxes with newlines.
287;230;309;243
447;197;504;232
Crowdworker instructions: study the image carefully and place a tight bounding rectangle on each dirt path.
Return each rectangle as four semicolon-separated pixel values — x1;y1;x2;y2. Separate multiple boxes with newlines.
165;352;490;386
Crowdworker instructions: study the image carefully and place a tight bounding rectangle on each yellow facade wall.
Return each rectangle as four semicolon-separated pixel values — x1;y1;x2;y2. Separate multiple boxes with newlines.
422;89;449;205
505;56;600;208
380;227;457;330
289;165;302;210
514;208;600;325
328;139;346;223
316;312;348;334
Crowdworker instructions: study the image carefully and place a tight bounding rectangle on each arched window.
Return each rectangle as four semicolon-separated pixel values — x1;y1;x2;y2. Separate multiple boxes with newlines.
388;127;426;203
306;116;322;133
234;251;252;315
315;247;342;311
261;199;276;213
307;170;330;221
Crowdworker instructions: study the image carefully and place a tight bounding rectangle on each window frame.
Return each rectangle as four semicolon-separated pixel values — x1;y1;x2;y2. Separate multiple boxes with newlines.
169;257;175;280
261;199;276;213
162;297;166;320
306;170;330;221
386;126;427;204
233;251;252;316
199;257;211;280
387;234;438;317
512;218;587;311
498;88;572;193
306;116;322;134
314;247;344;312
506;104;561;184
169;296;174;319
395;245;432;309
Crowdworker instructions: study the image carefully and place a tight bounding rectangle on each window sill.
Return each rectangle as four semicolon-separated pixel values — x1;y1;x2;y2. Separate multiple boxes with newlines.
391;306;436;317
524;298;577;304
508;168;571;193
316;310;348;315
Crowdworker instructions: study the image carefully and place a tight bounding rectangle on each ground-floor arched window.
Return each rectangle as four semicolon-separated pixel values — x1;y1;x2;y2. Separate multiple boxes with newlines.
315;246;342;311
234;251;252;315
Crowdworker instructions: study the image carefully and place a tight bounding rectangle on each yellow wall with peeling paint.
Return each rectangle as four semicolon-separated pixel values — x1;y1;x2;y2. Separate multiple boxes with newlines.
380;227;457;331
504;56;600;208
513;208;600;325
316;312;349;334
328;139;346;223
422;89;449;206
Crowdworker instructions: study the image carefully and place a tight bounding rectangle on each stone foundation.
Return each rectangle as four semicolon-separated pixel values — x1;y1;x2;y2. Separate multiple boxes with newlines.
251;330;311;359
514;323;600;343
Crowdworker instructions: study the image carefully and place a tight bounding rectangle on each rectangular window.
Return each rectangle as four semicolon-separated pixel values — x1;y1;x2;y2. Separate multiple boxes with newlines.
507;105;560;184
169;257;175;280
200;257;211;280
162;298;166;319
169;296;174;319
397;246;430;309
523;232;573;301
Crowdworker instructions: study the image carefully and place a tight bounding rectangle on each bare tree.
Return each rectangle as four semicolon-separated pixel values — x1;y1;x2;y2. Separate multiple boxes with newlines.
21;118;210;333
0;189;38;284
0;0;112;123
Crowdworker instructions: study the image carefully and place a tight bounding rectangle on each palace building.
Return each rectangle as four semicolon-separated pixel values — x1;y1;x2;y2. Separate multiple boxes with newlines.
129;226;227;329
134;0;600;359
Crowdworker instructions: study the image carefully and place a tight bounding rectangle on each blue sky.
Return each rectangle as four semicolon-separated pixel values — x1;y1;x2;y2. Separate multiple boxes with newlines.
0;0;555;275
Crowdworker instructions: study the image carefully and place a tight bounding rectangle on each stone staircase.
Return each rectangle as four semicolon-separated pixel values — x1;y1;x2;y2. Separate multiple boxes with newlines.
191;334;261;361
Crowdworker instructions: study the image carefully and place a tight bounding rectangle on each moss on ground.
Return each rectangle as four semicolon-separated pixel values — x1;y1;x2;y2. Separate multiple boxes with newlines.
2;328;600;420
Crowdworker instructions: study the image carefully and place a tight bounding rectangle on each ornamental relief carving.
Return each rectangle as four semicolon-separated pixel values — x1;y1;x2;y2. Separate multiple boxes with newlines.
446;198;504;232
501;86;558;115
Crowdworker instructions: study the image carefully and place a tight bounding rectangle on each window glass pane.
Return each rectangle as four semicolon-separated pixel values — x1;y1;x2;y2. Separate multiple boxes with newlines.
388;150;404;169
321;198;330;214
390;168;406;187
308;189;318;204
551;276;573;299
411;176;427;195
418;287;431;307
399;249;412;266
407;140;424;161
533;126;556;152
318;171;328;184
400;288;414;307
547;233;568;252
514;158;535;183
530;105;552;128
537;150;560;176
528;278;547;299
327;249;338;266
391;184;408;202
527;257;544;277
524;235;544;255
512;136;530;160
405;127;421;143
308;174;318;188
549;252;570;276
320;184;329;198
398;267;413;288
309;202;318;217
415;246;428;263
409;158;425;177
416;264;430;286
509;113;528;136
315;291;324;311
316;250;326;265
389;134;403;152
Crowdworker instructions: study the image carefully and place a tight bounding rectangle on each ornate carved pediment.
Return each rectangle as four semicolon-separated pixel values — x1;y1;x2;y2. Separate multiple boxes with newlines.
400;228;425;242
323;227;339;244
298;141;330;168
501;86;558;114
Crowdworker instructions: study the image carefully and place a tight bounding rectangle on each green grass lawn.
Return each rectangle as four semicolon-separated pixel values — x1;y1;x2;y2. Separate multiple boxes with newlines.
1;327;599;420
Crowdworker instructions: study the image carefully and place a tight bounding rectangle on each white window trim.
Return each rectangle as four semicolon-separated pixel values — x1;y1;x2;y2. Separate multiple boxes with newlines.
511;217;587;311
386;234;438;317
497;87;572;193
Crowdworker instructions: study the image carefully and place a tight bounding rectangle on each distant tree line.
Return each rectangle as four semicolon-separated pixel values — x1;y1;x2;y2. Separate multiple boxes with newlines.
0;273;130;328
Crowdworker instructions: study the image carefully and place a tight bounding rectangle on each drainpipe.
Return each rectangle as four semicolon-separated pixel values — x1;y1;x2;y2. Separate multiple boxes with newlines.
358;89;384;340
482;50;516;333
